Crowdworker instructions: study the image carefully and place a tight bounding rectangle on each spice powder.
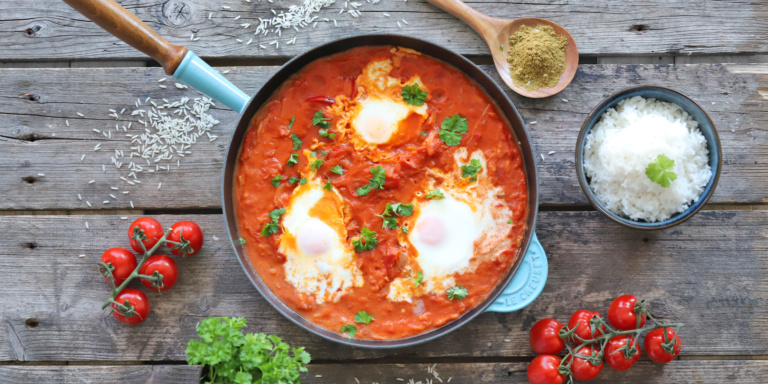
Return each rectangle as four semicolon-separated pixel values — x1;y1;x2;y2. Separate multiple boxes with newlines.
507;24;568;91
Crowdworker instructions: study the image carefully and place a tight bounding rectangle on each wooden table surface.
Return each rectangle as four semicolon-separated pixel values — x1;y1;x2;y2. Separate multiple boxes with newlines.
1;1;767;383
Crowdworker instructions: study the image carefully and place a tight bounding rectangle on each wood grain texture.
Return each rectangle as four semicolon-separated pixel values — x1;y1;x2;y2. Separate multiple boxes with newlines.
299;361;768;384
1;0;767;61
0;211;765;362
0;365;201;384
1;63;766;210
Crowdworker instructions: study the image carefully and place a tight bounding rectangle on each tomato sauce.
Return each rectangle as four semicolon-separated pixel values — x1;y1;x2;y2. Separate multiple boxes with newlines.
233;46;528;340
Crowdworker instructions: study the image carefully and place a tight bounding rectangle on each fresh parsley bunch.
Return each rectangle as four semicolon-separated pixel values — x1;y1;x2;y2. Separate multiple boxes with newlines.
186;317;311;384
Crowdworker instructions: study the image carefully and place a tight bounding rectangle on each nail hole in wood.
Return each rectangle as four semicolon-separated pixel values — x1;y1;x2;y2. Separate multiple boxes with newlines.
642;237;650;244
25;25;41;36
25;242;38;250
22;176;37;185
25;318;39;328
19;92;40;102
630;24;650;33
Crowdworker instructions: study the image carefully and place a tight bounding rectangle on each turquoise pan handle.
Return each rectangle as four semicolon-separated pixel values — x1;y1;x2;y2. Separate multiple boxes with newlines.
485;233;548;313
173;51;250;113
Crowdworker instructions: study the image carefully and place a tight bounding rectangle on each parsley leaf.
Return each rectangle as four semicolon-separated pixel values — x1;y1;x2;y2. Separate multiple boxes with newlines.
413;271;423;286
312;111;330;128
369;166;386;190
356;185;371;196
402;226;409;234
439;114;469;147
286;153;299;167
380;215;398;230
323;180;333;191
269;208;286;222
288;177;300;184
318;129;336;140
310;151;317;158
354;311;374;325
261;208;286;237
645;154;678;188
420;130;427;137
393;203;413;217
461;159;482;182
377;203;413;230
310;159;323;171
299;178;308;185
288;116;296;129
447;286;468;300
507;219;513;224
401;83;427;106
238;237;246;245
352;227;378;252
290;133;302;150
270;174;283;188
185;317;310;384
425;189;445;199
340;324;357;338
331;165;344;175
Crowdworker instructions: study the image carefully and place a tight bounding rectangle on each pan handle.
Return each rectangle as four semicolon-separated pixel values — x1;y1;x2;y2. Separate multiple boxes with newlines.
63;0;250;113
484;233;548;313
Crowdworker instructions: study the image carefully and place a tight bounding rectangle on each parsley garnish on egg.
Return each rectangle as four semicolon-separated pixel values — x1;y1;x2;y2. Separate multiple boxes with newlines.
286;153;299;167
310;159;323;171
401;83;427;106
439;114;469;147
260;207;286;237
461;159;482;182
323;180;333;191
356;166;386;196
447;286;468;300
299;178;308;185
288;177;300;184
341;324;357;338
425;189;445;199
270;175;283;188
378;203;413;230
413;271;423;286
312;111;330;128
331;165;344;175
354;311;374;325
352;227;378;252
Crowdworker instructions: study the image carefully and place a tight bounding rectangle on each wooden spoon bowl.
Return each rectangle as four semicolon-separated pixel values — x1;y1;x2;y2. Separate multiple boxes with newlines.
426;0;579;98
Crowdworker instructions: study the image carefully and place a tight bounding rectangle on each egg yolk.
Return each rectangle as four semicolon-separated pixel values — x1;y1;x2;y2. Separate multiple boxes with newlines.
416;214;447;245
297;218;335;256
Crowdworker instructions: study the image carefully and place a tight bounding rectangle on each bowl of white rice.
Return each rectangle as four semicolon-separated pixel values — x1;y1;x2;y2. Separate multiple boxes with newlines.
576;86;722;230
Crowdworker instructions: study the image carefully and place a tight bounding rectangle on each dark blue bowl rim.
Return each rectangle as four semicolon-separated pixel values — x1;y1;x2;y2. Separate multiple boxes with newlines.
575;85;722;230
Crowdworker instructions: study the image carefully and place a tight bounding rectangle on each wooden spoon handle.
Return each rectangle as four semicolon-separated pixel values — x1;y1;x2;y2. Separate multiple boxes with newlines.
425;0;505;41
63;0;187;75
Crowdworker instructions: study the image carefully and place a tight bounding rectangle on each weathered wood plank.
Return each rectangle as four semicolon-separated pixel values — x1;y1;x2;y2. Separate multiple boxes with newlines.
0;365;200;383
300;361;768;384
1;0;767;60
0;211;765;362
1;63;766;210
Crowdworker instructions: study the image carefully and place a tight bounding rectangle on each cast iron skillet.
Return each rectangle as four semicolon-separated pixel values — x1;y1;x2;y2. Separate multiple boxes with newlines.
64;0;542;348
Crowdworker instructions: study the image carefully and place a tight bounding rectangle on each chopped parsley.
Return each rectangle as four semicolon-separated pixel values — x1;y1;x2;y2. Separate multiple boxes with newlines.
413;271;423;286
646;154;677;188
323;180;333;191
380;214;398;230
310;159;323;171
447;286;468;300
321;150;327;156
286;153;299;167
401;83;427;106
330;165;344;175
299;178;308;185
461;159;482;182
290;133;302;150
352;227;378;252
439;114;469;147
356;185;371;196
238;237;246;245
310;151;317;158
270;174;283;188
402;226;409;234
507;219;513;224
378;203;413;230
340;324;357;338
420;130;427;137
288;116;295;129
260;208;286;237
288;177;300;184
312;111;330;128
318;129;336;140
354;311;373;325
368;166;386;189
425;189;445;199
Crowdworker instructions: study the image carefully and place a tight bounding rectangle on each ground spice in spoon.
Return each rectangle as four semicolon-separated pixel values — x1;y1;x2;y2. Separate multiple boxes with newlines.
507;24;568;91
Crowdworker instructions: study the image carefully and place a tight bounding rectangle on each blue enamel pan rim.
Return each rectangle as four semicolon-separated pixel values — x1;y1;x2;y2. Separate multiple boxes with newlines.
221;34;539;348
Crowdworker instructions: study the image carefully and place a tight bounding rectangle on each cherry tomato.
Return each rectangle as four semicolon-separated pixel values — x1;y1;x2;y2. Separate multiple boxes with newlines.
644;327;682;364
529;318;566;355
605;335;641;371
567;310;606;342
608;295;647;330
527;355;565;384
112;288;150;325
128;217;164;254
167;221;204;257
99;247;138;286
139;255;179;292
567;345;603;381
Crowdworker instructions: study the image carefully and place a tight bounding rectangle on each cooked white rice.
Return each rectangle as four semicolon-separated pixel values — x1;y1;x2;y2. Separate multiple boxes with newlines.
583;96;711;222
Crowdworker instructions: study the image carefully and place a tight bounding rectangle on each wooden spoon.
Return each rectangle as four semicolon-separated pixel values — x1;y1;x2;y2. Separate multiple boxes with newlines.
425;0;578;98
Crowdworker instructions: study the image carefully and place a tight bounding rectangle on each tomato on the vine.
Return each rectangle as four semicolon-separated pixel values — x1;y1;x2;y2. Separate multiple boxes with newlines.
139;255;179;292
567;345;603;381
167;221;204;257
529;318;566;355
608;295;647;330
605;335;641;371
100;247;137;286
112;288;150;325
128;217;164;254
567;310;606;342
527;355;565;384
644;327;682;364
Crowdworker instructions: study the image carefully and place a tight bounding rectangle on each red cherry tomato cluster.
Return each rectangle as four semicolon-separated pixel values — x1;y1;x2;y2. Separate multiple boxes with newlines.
99;217;204;325
527;295;683;384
